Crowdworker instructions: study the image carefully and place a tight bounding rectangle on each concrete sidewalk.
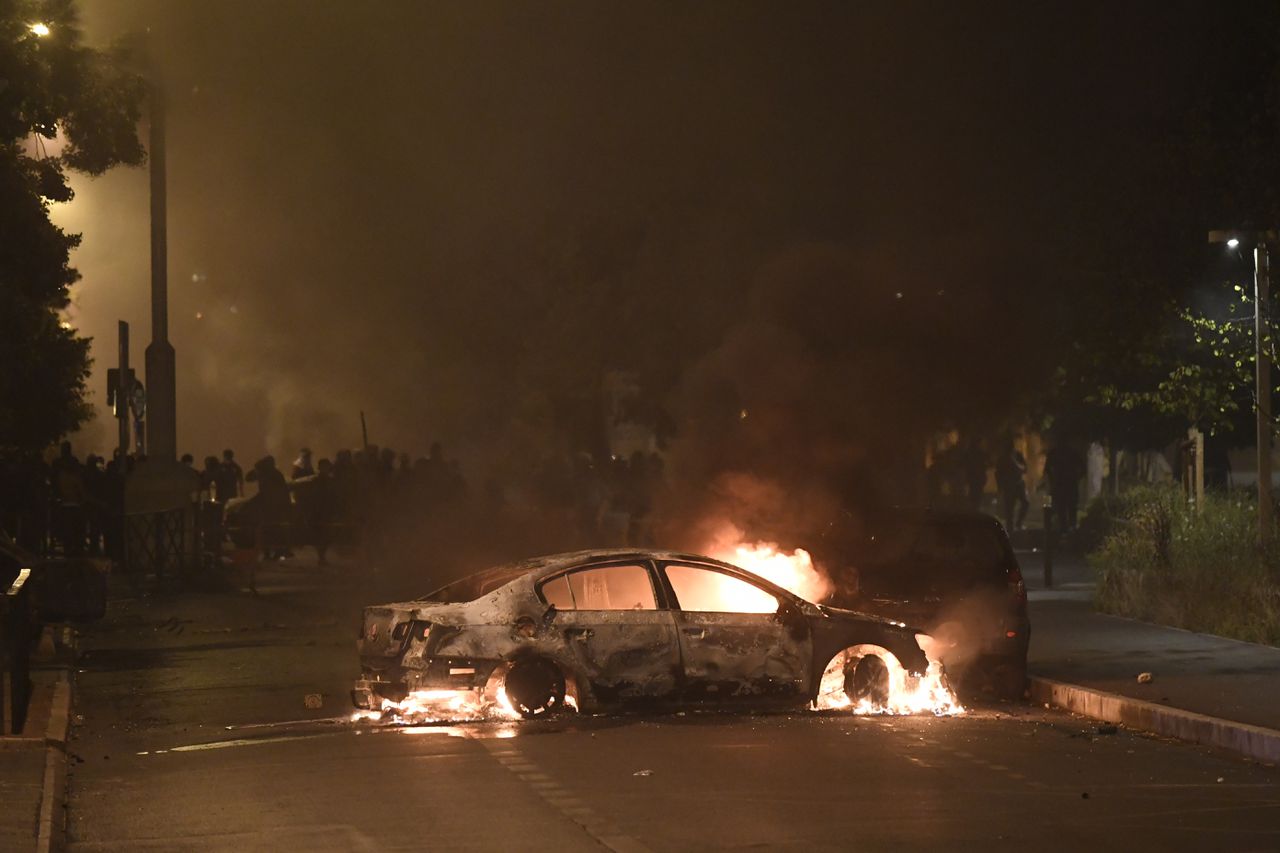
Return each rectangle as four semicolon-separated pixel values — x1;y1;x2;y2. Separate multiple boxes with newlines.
0;665;72;853
1025;551;1280;761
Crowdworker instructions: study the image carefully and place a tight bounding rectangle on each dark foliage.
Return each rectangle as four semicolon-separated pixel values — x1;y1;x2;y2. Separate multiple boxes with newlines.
0;0;144;450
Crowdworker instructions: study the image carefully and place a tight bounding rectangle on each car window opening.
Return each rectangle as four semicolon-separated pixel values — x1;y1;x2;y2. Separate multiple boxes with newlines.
540;564;657;611
664;564;779;614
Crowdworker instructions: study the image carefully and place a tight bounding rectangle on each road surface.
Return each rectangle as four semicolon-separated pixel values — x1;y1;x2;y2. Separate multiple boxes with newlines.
64;563;1280;852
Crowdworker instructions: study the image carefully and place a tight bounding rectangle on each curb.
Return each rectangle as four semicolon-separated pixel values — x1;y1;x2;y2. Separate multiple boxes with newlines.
36;670;71;853
1029;676;1280;765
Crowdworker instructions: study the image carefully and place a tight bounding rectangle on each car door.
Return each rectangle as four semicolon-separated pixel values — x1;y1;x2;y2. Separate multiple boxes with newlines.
536;561;680;703
658;561;812;703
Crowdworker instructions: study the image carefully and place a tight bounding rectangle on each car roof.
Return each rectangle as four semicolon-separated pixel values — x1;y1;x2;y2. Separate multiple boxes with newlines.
500;548;745;580
857;506;1008;531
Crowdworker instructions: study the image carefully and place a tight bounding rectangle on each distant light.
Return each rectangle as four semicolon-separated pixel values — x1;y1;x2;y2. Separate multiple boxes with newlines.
739;409;748;420
1227;238;1240;249
30;22;50;36
894;291;904;299
59;320;72;330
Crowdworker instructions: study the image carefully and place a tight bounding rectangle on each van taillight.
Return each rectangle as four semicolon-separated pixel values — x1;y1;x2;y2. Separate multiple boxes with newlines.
1008;563;1027;606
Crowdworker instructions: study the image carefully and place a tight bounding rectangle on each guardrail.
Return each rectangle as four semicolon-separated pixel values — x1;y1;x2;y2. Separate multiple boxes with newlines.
1;567;34;734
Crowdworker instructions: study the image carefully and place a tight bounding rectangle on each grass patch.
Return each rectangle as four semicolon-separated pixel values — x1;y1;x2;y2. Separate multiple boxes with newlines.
1089;486;1280;645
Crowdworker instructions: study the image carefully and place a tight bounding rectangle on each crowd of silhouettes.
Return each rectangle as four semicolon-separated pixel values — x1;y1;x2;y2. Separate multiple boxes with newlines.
0;442;133;559
927;436;1084;533
1;438;673;591
204;441;472;568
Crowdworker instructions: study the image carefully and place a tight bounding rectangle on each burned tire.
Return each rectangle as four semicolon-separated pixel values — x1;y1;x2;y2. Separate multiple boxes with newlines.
504;658;565;718
844;654;890;707
991;660;1027;702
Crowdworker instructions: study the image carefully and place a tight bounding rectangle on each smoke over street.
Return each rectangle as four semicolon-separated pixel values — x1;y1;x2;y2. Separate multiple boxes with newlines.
60;2;1194;499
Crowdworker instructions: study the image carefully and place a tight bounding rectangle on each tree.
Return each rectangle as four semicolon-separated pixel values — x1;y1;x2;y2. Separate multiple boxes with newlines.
1036;5;1280;457
0;0;145;451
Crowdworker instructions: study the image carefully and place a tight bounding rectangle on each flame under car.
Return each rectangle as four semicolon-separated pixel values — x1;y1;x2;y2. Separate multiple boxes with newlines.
353;549;945;718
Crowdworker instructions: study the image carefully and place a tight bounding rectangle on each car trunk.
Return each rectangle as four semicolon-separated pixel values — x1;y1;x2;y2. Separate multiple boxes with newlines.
358;604;413;662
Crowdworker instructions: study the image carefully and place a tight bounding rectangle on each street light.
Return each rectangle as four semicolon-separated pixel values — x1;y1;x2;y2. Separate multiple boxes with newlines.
29;22;50;37
1209;228;1277;544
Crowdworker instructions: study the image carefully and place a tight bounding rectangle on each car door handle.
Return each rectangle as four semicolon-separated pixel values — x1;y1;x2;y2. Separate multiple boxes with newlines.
682;627;706;639
565;628;593;641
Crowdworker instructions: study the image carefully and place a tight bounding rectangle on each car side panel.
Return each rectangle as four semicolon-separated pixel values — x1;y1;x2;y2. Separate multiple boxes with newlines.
675;611;811;701
552;609;681;702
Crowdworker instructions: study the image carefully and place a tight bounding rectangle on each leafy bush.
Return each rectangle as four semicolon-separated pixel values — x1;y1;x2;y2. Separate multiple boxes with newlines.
1091;486;1280;645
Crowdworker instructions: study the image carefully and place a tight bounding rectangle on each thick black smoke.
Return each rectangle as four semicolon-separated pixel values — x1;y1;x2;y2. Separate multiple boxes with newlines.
656;240;1039;551
62;1;1201;526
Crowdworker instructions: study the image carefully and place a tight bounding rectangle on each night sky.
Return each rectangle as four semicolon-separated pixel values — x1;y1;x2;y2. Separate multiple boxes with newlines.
60;1;1235;489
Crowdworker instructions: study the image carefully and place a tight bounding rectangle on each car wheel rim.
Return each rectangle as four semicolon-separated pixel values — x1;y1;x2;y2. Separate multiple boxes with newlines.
505;659;565;718
844;654;890;707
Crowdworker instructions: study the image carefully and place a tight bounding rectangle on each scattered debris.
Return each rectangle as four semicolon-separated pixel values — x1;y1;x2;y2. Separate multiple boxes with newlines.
1136;672;1154;684
633;769;653;777
304;693;324;709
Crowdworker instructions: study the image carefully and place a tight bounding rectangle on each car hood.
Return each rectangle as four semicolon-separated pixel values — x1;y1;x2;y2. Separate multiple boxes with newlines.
816;602;923;633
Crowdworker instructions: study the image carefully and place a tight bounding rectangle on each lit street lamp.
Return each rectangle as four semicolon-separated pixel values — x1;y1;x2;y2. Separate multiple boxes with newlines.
29;22;50;37
1209;228;1276;544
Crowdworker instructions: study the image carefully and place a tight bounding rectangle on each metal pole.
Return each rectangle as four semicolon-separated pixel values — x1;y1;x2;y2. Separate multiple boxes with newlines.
1256;241;1272;544
1042;499;1054;588
117;321;131;460
144;55;177;462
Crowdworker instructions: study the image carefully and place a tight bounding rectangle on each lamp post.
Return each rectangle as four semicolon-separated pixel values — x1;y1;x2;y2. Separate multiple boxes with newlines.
144;44;176;462
1209;229;1276;544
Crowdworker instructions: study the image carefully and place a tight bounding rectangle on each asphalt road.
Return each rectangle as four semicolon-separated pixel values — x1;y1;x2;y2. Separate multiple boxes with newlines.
64;562;1280;852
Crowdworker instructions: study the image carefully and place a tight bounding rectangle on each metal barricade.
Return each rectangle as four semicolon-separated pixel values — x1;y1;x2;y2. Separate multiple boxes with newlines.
123;508;187;580
1;567;34;734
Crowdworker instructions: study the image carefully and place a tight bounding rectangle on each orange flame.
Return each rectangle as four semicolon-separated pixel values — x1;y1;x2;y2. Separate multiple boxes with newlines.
704;524;831;605
814;642;963;716
351;687;521;724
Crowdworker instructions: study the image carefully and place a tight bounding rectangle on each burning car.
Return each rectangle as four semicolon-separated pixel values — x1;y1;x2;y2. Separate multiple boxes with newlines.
353;548;957;720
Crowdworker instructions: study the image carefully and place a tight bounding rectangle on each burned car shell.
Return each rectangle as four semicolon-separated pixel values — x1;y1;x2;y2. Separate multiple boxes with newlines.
354;549;929;713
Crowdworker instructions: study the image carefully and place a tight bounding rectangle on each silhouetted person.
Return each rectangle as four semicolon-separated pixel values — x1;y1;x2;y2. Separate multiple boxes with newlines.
291;447;314;480
306;458;337;565
83;454;106;555
332;449;357;540
247;456;292;559
1044;441;1085;531
926;444;964;508
216;449;244;502
180;453;195;470
201;456;222;501
102;458;125;561
51;443;87;556
996;444;1029;531
962;440;988;512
